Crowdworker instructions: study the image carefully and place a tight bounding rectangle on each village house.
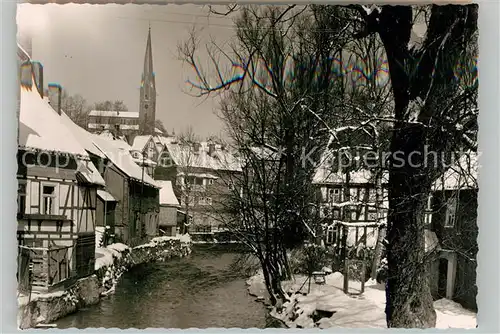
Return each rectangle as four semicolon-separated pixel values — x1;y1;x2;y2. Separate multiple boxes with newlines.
426;152;478;311
17;48;106;294
312;158;389;250
157;180;180;236
131;134;241;242
91;134;161;247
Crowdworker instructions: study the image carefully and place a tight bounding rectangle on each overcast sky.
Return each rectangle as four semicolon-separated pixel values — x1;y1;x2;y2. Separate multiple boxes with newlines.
17;4;236;139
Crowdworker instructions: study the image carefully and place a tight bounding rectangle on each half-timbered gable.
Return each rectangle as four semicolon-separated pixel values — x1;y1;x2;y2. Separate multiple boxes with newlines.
313;153;389;249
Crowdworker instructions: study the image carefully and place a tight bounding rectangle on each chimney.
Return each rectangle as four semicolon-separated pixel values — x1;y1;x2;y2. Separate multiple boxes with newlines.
48;83;62;115
193;142;201;153
20;61;33;89
31;61;44;98
208;142;216;156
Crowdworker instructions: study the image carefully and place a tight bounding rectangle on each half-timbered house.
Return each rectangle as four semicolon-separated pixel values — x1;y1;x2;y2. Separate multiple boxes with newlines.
132;134;241;242
17;50;105;293
312;164;389;249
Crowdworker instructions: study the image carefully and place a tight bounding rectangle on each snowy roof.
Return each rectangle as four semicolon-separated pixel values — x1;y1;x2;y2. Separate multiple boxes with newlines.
59;110;106;159
88;110;139;118
432;152;478;191
75;159;106;186
91;134;160;188
313;166;389;185
95;132;131;150
131;135;153;152
157;180;180;207
97;189;117;202
18;71;105;186
19;81;90;157
164;139;241;172
154;127;163;134
17;43;31;62
313;147;389;185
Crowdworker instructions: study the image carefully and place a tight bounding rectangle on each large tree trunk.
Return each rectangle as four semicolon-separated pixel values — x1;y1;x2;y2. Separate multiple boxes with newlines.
366;4;478;328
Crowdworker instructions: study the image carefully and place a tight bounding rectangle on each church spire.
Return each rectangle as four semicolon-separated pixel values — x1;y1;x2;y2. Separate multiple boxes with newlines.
143;24;155;88
139;26;156;135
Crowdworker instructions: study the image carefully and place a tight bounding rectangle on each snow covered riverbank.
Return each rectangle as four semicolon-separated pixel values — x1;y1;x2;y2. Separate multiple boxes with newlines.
247;270;477;329
18;235;191;329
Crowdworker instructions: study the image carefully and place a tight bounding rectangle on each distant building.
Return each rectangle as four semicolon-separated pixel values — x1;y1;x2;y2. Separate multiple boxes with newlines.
87;110;139;139
87;110;140;144
132;134;241;242
87;26;158;141
158;180;180;237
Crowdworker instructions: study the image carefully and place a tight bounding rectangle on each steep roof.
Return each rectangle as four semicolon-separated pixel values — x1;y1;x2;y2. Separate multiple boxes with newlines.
18;70;105;186
131;135;153;152
157;180;180;207
432;152;478;191
91;134;160;188
19;82;89;157
59;110;106;159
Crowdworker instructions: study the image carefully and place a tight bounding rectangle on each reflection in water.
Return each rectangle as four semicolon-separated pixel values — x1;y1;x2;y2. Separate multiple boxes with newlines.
56;246;281;329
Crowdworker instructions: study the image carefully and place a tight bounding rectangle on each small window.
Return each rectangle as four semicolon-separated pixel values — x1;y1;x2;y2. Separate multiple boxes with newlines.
332;209;341;219
367;211;377;221
17;180;27;214
41;185;56;215
326;226;337;245
445;196;457;228
208;179;214;185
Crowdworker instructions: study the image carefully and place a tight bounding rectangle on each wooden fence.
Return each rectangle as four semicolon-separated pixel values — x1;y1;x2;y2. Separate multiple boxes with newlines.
17;245;72;294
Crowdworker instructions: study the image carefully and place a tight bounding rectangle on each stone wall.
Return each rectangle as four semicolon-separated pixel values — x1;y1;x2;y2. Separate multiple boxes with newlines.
18;237;191;329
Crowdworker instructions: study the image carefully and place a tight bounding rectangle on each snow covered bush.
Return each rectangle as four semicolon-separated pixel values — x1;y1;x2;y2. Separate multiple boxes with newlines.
290;244;331;275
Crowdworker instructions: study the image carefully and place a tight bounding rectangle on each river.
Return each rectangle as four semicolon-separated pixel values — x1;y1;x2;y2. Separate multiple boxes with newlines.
56;245;282;329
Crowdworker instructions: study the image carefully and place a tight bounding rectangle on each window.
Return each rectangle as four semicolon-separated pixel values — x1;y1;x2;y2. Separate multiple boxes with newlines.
332;208;341;219
424;195;433;225
208;179;214;185
326;226;337;245
367;211;377;221
368;188;377;202
328;188;341;202
41;185;56;215
195;178;203;186
348;205;358;221
17;180;27;214
445;196;457;228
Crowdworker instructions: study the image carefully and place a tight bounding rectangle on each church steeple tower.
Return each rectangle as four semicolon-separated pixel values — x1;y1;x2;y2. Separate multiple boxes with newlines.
139;25;156;135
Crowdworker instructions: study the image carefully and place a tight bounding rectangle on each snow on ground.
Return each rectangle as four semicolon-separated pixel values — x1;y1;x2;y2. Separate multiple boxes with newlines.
248;271;476;329
95;243;129;270
134;234;192;249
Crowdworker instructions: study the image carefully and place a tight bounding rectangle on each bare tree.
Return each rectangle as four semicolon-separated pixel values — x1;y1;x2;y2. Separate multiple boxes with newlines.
60;90;90;128
93;100;128;112
180;5;355;305
174;127;201;234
